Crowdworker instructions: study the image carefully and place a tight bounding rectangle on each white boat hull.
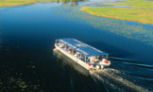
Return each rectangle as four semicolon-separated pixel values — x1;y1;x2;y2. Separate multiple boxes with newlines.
55;45;91;70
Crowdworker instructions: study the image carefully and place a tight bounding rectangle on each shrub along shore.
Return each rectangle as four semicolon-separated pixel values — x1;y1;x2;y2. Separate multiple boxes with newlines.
81;0;153;24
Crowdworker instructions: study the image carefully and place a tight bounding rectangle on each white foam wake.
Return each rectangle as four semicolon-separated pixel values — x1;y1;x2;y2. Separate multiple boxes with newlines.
89;69;151;92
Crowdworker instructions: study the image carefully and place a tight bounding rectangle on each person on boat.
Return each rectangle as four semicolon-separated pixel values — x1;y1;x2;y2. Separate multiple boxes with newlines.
64;45;67;50
90;56;99;63
58;42;64;48
68;48;71;54
71;50;75;55
74;52;80;57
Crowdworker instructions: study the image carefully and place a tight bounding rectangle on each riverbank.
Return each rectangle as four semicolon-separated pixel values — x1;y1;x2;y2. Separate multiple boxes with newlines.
81;0;153;24
0;0;35;7
0;0;82;7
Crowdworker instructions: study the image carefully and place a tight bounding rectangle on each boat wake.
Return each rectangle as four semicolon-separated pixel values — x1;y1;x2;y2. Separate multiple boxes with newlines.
90;69;152;92
89;58;153;92
110;57;153;69
54;48;153;92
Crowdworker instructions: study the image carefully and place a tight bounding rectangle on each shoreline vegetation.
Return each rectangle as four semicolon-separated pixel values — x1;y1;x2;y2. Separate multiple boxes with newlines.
0;0;83;7
0;0;35;7
81;0;153;24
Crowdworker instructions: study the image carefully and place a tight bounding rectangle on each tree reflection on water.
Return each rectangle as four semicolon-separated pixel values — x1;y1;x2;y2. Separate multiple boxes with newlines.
0;0;85;7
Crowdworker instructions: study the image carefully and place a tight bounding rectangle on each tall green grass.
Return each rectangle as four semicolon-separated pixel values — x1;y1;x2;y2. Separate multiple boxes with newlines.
0;0;82;7
81;0;153;24
0;0;35;7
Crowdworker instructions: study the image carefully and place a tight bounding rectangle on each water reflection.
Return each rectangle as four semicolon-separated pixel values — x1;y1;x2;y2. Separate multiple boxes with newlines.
0;0;86;8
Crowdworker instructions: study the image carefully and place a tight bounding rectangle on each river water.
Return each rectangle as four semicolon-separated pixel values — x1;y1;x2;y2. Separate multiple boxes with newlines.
0;0;153;92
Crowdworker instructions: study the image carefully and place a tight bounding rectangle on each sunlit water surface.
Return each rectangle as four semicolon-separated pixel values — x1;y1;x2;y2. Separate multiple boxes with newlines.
0;0;153;92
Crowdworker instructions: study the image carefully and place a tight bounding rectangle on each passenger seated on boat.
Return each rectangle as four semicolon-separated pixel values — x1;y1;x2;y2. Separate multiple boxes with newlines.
68;48;72;54
90;56;99;64
86;58;90;62
64;45;67;50
80;55;85;61
58;43;64;48
74;52;80;57
71;50;75;55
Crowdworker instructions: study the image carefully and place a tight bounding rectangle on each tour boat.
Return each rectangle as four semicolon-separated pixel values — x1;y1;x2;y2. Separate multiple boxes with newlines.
54;38;111;70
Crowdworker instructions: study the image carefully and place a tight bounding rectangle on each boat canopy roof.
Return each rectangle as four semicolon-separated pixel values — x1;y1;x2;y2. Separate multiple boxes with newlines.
56;38;108;57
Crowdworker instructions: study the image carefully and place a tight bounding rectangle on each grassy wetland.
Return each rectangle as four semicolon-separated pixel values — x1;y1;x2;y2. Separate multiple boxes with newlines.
0;0;35;7
81;0;153;24
0;0;82;7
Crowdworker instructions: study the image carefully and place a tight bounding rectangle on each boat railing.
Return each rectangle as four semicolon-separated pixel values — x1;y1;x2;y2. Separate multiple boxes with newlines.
56;40;107;64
